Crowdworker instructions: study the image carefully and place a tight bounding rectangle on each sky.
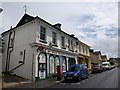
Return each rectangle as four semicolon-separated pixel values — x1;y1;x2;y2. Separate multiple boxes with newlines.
0;0;119;59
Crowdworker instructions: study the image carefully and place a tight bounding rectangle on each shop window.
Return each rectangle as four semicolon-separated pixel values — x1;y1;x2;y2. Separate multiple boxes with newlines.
68;58;76;69
49;55;55;74
39;53;46;63
55;56;60;73
62;57;66;72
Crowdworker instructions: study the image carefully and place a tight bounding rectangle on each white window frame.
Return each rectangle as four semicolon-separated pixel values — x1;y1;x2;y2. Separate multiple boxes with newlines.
40;26;46;41
52;32;57;45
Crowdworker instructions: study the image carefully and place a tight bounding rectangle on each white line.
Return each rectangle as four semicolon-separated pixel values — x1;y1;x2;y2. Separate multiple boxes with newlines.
60;83;66;84
82;80;85;82
71;83;77;85
77;82;81;84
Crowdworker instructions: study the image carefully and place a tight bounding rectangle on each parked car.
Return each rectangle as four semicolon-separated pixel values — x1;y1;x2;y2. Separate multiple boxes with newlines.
102;62;111;70
92;64;103;73
110;65;115;69
64;64;88;82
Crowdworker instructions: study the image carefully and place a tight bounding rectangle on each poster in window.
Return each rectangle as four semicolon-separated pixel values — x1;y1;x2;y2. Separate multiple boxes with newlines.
39;53;46;63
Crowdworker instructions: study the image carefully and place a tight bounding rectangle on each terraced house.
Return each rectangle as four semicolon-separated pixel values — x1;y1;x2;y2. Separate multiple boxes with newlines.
101;55;108;62
2;13;80;81
90;50;102;65
77;40;91;73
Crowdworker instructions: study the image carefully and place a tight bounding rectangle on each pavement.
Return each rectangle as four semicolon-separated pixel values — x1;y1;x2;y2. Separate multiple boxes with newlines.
1;74;63;89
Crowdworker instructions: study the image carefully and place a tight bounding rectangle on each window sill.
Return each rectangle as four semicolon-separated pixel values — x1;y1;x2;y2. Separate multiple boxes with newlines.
39;40;47;44
70;49;74;52
61;46;66;49
52;44;58;47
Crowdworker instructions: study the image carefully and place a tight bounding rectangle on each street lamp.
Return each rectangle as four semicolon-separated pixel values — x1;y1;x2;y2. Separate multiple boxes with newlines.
0;8;3;13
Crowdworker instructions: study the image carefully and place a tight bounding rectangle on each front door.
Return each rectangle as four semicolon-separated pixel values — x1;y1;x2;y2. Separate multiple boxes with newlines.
38;53;47;79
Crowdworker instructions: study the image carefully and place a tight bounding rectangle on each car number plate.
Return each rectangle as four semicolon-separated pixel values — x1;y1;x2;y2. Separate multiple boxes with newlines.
67;77;72;79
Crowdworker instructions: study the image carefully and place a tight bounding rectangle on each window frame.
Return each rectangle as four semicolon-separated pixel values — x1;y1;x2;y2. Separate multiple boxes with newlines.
40;26;46;41
71;40;73;50
52;31;57;45
61;36;65;47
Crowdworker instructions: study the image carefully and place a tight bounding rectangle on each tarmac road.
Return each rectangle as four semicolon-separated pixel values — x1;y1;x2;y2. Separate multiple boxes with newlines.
46;67;119;88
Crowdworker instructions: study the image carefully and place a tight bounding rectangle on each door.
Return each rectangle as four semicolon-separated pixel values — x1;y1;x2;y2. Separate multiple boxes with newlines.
38;53;47;79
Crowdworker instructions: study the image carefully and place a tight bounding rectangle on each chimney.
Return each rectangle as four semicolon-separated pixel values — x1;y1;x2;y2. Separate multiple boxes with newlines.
53;23;61;30
90;49;94;53
70;34;74;37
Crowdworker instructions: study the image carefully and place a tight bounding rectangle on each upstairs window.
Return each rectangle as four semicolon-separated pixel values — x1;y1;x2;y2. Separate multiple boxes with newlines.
68;39;70;49
40;26;46;41
86;47;88;54
83;46;85;54
52;32;57;45
61;36;65;47
71;40;73;50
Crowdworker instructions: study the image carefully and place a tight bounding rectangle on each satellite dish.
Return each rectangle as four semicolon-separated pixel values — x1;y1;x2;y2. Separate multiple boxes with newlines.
0;8;3;13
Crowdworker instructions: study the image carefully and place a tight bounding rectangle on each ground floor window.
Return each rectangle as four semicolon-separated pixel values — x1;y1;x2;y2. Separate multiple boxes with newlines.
38;53;47;79
68;58;76;69
62;56;67;72
55;56;60;73
49;55;54;74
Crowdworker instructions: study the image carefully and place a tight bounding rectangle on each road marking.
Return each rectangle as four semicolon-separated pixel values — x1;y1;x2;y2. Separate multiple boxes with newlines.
82;80;85;82
77;82;81;84
71;83;77;85
60;83;66;84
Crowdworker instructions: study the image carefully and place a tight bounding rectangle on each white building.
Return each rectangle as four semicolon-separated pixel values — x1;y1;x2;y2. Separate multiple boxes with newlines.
2;13;79;81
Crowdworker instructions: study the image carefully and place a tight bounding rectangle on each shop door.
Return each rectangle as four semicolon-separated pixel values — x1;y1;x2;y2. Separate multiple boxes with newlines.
38;53;47;79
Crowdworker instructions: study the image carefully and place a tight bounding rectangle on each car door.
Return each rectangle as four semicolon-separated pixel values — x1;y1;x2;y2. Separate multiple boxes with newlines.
80;65;84;78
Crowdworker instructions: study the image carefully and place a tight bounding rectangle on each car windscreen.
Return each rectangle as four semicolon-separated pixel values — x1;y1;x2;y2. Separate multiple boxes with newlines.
69;66;80;72
102;64;108;66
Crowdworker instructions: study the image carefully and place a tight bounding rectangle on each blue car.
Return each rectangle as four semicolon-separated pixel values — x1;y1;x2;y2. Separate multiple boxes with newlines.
64;64;89;81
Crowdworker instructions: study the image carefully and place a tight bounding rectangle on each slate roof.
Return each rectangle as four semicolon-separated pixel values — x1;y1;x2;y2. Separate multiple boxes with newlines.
2;13;78;40
16;14;35;27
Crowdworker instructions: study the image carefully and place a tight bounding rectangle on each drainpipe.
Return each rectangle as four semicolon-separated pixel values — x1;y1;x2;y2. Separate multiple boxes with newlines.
6;27;15;73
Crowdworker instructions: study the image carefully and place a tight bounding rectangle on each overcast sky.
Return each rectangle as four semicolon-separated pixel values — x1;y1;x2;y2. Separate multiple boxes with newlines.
0;0;119;59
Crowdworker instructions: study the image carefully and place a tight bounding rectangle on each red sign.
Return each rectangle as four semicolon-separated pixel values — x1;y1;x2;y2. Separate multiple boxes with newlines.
37;46;44;51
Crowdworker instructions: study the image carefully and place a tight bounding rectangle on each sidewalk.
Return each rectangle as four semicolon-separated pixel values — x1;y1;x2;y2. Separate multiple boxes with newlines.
11;77;63;88
2;75;63;89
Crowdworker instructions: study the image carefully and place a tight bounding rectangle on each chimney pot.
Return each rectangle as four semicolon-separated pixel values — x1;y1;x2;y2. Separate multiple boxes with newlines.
53;23;61;30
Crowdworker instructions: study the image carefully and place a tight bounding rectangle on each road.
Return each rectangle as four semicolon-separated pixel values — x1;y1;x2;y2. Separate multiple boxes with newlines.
46;67;119;88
